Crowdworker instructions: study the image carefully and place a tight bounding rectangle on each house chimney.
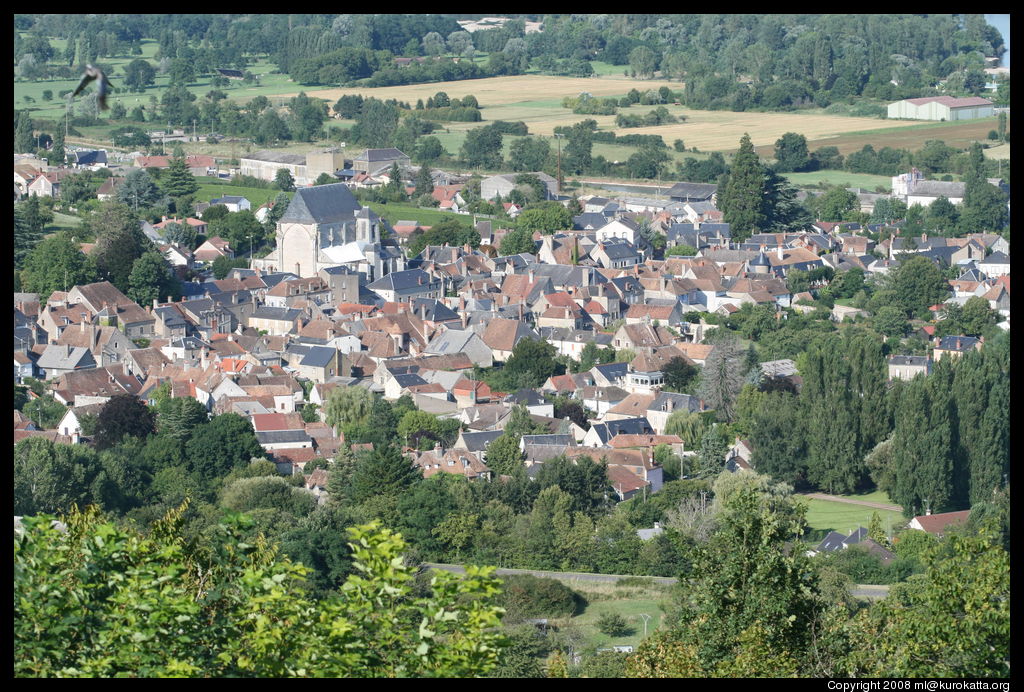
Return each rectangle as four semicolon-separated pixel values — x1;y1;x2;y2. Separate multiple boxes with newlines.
777;246;784;260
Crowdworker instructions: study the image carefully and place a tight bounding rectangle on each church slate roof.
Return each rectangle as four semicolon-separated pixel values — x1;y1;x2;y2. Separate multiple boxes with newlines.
279;183;363;225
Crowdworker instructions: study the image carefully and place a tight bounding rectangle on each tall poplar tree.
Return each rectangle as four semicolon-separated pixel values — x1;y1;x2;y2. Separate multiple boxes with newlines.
719;133;766;242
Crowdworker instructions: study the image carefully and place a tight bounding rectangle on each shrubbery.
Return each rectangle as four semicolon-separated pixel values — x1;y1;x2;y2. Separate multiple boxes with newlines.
498;574;584;621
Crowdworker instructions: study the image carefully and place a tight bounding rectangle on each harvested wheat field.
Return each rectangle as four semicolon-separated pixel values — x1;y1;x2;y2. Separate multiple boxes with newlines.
282;75;681;112
616;109;924;154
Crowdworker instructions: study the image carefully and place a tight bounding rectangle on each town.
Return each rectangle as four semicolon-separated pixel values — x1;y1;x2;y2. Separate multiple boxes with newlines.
13;13;1010;679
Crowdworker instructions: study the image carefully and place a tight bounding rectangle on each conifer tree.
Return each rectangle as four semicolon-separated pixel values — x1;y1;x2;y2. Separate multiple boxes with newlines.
719;133;766;242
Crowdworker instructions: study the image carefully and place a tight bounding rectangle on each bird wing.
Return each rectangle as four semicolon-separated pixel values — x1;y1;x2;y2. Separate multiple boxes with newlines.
71;71;96;98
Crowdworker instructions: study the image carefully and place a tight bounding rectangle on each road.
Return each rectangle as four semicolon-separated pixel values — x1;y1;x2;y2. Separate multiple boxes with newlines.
421;563;891;599
798;493;902;512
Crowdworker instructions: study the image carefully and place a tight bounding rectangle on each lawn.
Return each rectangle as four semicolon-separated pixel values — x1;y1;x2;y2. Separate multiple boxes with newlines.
552;578;671;651
364;202;480;229
782;171;893;191
193;178;290;208
800;496;907;538
46;211;83;232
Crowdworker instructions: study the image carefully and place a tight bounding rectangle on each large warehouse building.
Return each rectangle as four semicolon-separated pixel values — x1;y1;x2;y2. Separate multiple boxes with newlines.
887;96;994;121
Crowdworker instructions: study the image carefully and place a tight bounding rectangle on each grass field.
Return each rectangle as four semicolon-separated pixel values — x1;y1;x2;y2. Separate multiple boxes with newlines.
782;171;893;191
552;578;671;650
193;179;287;208
800;491;907;538
364;202;479;229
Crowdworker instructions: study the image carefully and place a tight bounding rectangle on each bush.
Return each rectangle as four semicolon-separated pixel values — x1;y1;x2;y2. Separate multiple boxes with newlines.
596;611;633;637
499;574;584;621
987;130;1000;141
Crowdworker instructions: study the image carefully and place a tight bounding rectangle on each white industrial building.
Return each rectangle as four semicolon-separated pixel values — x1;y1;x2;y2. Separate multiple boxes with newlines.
887;96;994;121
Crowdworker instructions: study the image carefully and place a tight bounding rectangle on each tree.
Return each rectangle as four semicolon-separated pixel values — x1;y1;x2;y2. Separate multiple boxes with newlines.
256;109;289;145
185;413;264;480
508;137;550;173
162;221;197;249
353;98;399;149
889;254;949;319
14;510;507;678
461;125;504;169
156;396;208;443
127;250;180;306
719;134;766;241
275;168;296;192
514;203;572;235
117;168;164;211
500;338;562;389
324;387;375;437
15;110;35;154
958;144;1008;232
498;227;537;256
349;444;420;505
628;46;658;78
677;473;818;670
695;427;728;478
21;232;99;297
14;438;101;516
124;58;156;92
773;132;810;172
161;155;199;199
94;394;156;450
415;136;444;164
414;165;434;197
841;529;1009;678
813;186;859;222
562;121;593;176
14;199;46;270
873;305;909;339
697;332;746;421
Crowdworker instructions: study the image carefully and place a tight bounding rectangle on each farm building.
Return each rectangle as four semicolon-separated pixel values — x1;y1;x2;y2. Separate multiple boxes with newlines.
239;150;346;187
887;96;994;121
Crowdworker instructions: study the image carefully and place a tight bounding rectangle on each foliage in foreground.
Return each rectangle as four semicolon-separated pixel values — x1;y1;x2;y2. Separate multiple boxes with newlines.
14;505;506;678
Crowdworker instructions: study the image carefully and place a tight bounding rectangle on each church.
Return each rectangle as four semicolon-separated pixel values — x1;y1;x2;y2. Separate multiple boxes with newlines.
253;183;405;281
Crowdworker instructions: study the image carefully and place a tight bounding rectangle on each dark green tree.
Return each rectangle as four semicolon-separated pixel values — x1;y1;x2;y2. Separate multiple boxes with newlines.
185;413;264;481
719;134;766;242
87;201;151;292
350;443;421;504
160;155;199;198
94;394;157;450
773;132;811;172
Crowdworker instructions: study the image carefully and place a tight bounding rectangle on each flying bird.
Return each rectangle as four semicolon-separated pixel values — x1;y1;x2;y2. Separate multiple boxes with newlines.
71;64;113;111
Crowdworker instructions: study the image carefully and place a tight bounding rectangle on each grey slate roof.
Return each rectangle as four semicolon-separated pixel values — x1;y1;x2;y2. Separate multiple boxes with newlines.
457;430;504;452
505;389;546;406
979;251;1010;264
367;269;435;292
37;345;96;371
412;298;459;322
936;336;981;351
251;306;302;322
256;430;312;444
666;181;717;201
279;183;363;225
574;212;611;230
426;329;477;355
300;346;337;368
599;240;640;260
521;434;574;447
